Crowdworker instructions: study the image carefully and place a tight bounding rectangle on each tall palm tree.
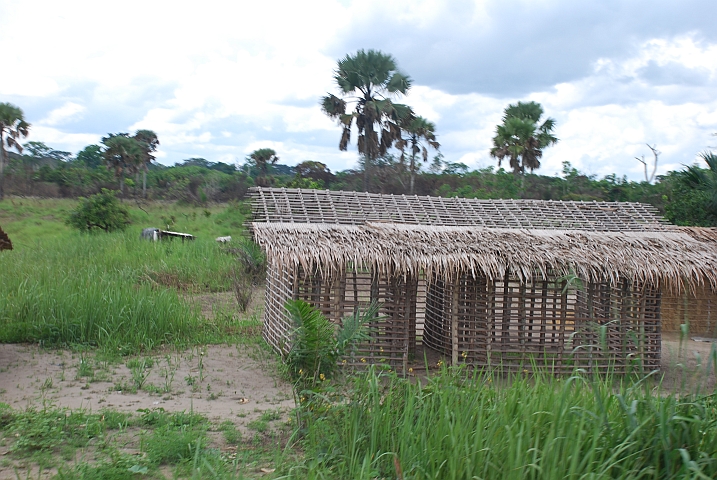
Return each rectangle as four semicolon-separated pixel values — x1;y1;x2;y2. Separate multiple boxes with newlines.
0;103;31;200
102;134;143;196
249;148;279;186
321;49;412;192
490;101;557;175
397;115;440;194
133;129;159;198
683;151;717;219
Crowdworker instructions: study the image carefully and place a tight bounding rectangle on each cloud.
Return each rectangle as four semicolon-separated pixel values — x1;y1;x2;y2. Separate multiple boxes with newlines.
333;0;717;97
40;102;85;126
1;0;716;181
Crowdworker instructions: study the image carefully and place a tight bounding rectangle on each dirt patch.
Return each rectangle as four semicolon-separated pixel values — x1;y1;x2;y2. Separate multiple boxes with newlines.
660;333;717;391
0;343;293;435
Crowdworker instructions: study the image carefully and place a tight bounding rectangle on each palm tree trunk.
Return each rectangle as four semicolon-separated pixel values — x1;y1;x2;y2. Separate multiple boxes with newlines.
363;155;372;192
119;177;124;197
409;154;416;195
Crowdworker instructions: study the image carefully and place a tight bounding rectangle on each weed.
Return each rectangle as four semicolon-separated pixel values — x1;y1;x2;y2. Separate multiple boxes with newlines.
219;420;241;445
126;357;153;390
246;420;268;433
260;410;281;422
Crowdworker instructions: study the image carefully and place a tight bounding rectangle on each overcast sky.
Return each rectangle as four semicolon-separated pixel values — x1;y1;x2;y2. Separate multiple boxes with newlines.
1;0;715;180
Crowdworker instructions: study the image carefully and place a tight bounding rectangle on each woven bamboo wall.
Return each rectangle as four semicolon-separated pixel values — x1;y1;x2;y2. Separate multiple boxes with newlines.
661;285;717;336
262;263;295;354
262;263;421;373
424;271;661;373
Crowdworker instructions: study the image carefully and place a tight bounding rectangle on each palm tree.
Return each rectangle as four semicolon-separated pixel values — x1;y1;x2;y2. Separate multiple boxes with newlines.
102;134;143;196
321;49;412;192
490;101;557;175
249;148;279;186
397;115;440;194
0;103;31;200
682;151;717;219
133;129;159;198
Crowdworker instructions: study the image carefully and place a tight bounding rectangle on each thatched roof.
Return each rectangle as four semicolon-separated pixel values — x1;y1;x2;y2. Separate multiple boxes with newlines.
250;187;667;232
252;222;717;291
0;226;12;251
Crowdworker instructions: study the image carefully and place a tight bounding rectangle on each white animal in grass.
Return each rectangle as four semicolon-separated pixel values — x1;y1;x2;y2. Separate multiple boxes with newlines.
215;236;232;243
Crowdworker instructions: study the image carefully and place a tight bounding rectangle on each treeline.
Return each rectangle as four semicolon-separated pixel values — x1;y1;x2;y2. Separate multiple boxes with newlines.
3;141;716;227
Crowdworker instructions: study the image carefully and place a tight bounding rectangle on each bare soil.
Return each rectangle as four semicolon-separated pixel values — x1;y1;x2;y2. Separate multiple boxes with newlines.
0;343;293;426
1;333;714;423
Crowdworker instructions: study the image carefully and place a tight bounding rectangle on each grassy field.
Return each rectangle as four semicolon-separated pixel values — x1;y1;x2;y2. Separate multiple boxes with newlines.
1;198;717;479
0;198;249;354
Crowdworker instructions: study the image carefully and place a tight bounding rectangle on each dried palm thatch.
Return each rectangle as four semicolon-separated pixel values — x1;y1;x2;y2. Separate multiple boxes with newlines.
250;187;667;231
0;225;12;251
251;188;715;372
252;223;717;292
660;227;717;334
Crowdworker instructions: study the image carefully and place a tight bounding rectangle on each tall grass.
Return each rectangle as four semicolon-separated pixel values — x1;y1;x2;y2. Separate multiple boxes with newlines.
0;231;239;354
285;367;717;479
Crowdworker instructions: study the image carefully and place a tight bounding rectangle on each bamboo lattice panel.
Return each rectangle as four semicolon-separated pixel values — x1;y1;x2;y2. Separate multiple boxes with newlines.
424;271;661;373
262;263;421;373
250;187;667;232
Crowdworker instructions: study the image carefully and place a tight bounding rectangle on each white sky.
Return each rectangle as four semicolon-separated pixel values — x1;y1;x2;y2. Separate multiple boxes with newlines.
1;0;715;180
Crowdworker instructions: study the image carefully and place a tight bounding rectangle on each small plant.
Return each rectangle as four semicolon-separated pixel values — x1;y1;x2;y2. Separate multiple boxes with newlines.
66;189;131;233
126;357;154;390
219;420;241;444
284;300;377;391
160;355;176;393
246;419;268;433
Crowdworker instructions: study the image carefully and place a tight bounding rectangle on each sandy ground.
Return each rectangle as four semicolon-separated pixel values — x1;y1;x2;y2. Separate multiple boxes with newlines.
0;343;294;429
1;333;714;422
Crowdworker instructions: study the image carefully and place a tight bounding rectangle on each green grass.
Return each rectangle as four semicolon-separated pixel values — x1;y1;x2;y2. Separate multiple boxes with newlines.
0;403;262;479
284;367;717;479
0;198;254;355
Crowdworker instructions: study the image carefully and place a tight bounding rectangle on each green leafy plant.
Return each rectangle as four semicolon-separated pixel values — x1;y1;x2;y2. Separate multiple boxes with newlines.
284;300;377;390
66;189;130;232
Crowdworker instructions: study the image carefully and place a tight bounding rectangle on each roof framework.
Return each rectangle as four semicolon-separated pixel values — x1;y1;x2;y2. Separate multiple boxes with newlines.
250;187;668;232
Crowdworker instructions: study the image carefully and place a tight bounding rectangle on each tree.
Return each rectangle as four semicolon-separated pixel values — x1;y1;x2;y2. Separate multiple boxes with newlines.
248;148;279;186
76;145;104;169
490;101;558;175
634;144;660;184
294;160;334;185
397;115;440;194
133;129;159;198
101;133;143;196
0;102;31;200
321;49;412;192
66;188;131;232
680;151;717;222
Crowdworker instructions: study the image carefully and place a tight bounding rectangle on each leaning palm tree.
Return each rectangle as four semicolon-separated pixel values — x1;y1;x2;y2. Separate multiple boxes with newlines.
490;101;557;175
133;129;159;198
102;134;143;196
0;103;31;200
321;49;413;192
397;115;440;194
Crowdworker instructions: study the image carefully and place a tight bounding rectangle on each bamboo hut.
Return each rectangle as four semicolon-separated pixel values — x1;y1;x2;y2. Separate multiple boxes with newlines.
660;227;717;336
250;187;717;374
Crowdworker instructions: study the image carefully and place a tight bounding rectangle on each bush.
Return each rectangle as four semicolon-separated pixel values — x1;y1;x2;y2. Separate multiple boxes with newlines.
67;189;131;232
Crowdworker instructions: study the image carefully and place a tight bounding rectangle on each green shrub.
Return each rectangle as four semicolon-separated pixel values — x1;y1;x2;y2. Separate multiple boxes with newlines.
66;189;130;232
